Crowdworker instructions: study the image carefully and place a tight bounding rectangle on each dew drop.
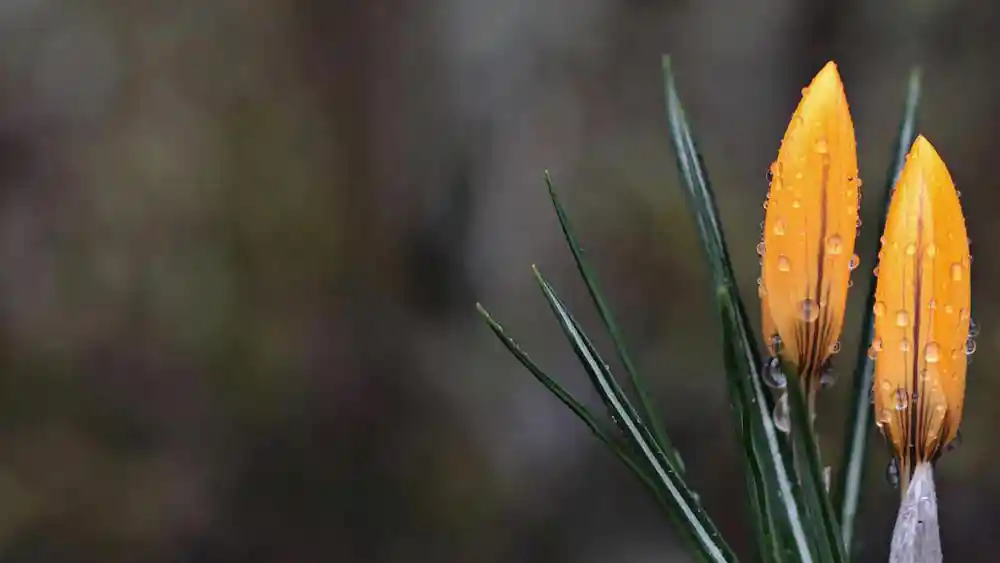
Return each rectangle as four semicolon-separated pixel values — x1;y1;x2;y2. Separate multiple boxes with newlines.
873;266;879;277
795;172;804;180
815;139;829;154
762;199;769;210
872;338;884;353
792;199;801;209
867;346;878;360
829;340;841;354
756;241;766;256
945;304;955;315
928;298;937;310
894;388;909;411
873;302;886;317
959;307;970;321
849;254;860;270
900;338;911;353
798;298;820;322
762;356;787;389
773;393;791;433
926;244;937;258
773;218;787;236
770;334;783;355
924;342;941;363
950;262;964;281
885;458;900;489
895;310;909;327
777;255;792;272
880;380;892;392
905;243;917;256
969;318;980;338
826;234;843;255
758;284;767;298
965;339;977;355
801;87;810;96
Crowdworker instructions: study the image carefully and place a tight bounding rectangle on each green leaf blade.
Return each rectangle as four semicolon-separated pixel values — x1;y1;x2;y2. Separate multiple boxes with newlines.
662;56;815;563
834;67;922;551
543;171;683;473
532;267;737;563
476;303;663;497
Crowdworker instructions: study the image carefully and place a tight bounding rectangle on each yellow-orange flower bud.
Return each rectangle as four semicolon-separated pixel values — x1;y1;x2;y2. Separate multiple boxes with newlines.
760;61;860;394
872;135;970;487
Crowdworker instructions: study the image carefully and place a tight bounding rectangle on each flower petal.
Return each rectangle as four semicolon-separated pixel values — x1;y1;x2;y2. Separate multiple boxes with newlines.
761;61;859;385
872;135;969;480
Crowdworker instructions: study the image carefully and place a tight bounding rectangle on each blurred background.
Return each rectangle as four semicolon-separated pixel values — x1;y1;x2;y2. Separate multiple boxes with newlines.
0;1;997;561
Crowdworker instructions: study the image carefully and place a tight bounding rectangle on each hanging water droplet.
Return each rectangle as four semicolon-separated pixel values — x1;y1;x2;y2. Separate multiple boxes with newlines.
894;388;909;411
885;458;900;489
867;346;878;360
773;218;787;236
924;342;941;363
873;302;886;317
820;368;836;389
829;340;841;354
847;279;854;288
777;255;792;272
798;298;820;322
762;199;769;210
848;254;860;270
969;318;980;338
762;356;787;389
773;393;791;433
756;241;766;256
965;339;977;355
873;265;880;277
770;334;783;355
950;262;964;281
895;310;909;327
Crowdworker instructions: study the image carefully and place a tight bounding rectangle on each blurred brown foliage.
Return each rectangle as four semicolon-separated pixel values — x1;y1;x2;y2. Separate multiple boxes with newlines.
0;1;998;562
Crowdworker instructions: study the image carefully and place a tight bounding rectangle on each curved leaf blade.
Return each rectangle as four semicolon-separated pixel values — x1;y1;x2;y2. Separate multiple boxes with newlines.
543;172;683;472
533;267;737;563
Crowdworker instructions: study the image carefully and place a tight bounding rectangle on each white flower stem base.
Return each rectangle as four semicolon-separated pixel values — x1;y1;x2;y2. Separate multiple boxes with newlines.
890;462;941;563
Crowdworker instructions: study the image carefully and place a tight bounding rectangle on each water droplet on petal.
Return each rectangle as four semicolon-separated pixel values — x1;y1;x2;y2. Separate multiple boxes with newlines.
950;262;964;281
778;255;791;272
880;380;892;392
756;241;766;256
900;339;911;353
894;388;909;411
895;310;909;327
969;318;980;338
798;299;820;322
873;338;884;353
829;340;841;354
873;302;886;317
762;200;769;210
965;339;977;355
758;284;767;298
791;199;801;209
815;139;829;154
905;243;917;256
773;218;786;236
826;234;843;255
926;244;937;258
924;342;941;363
959;308;970;321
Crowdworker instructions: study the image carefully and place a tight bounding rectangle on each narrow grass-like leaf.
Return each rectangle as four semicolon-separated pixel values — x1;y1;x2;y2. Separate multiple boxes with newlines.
834;67;922;550
543;171;683;472
475;303;662;498
533;266;736;563
785;374;847;563
663;55;814;563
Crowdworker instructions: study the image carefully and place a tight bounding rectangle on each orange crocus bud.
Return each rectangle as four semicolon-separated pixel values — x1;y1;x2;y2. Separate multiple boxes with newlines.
872;135;970;489
760;61;860;398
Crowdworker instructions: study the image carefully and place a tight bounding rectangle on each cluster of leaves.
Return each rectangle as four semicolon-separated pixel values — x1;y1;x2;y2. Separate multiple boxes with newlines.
477;57;923;562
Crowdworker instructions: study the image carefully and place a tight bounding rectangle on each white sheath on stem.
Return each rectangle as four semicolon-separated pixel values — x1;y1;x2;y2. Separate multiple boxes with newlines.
889;462;941;563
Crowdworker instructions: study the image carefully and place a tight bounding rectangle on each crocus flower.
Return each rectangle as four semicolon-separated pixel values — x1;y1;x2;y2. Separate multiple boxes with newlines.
871;135;970;563
759;61;860;404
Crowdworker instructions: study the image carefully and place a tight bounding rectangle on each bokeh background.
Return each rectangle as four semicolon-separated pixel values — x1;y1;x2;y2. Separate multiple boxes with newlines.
0;1;997;561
